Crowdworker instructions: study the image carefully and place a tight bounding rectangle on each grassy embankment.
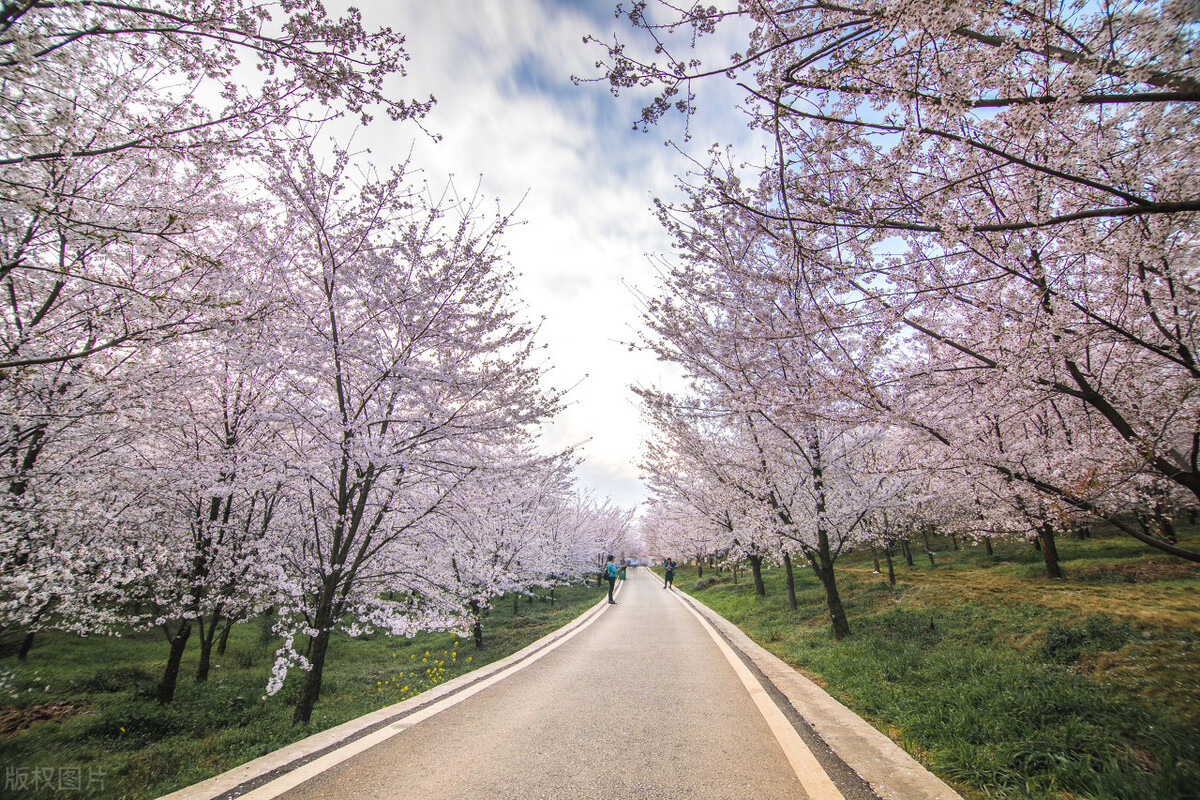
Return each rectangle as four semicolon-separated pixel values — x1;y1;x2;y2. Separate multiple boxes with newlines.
657;530;1200;800
0;581;606;799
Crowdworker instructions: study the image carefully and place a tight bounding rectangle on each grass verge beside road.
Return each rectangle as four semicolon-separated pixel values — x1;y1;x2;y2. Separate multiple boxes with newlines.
658;531;1199;800
0;582;606;800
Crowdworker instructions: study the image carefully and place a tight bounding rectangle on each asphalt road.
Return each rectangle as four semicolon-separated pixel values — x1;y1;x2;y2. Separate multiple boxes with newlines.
277;568;817;800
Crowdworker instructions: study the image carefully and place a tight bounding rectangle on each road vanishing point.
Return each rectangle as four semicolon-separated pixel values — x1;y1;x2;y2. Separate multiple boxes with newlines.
161;569;964;800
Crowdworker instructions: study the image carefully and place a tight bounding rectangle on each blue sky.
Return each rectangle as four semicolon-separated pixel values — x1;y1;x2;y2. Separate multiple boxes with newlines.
346;1;760;509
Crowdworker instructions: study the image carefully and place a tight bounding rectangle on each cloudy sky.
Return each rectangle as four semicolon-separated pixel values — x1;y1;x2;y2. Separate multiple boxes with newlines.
343;1;759;509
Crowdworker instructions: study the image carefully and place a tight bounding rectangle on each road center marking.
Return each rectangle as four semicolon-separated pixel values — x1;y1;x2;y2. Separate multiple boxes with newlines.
668;585;846;800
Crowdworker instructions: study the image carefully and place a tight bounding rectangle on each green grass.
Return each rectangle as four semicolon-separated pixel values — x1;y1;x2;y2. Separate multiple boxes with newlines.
0;582;606;799
662;531;1200;800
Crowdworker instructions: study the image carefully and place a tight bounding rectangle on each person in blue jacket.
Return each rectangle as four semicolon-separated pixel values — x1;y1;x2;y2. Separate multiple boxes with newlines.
663;558;675;589
604;555;618;604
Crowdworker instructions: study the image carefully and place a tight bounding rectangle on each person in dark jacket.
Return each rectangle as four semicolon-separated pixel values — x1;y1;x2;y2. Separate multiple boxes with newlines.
604;555;618;604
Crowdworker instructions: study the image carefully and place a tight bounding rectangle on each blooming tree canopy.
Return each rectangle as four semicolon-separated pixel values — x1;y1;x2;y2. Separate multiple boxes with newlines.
595;0;1200;562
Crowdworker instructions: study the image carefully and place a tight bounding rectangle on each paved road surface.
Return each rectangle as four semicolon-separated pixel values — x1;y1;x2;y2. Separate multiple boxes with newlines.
279;568;818;800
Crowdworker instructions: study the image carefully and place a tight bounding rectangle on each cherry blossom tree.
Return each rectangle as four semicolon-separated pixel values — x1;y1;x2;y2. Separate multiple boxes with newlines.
424;446;577;647
0;182;276;663
638;379;872;638
566;492;639;581
640;498;721;574
634;185;900;637
2;0;437;654
2;0;433;370
262;139;564;724
119;313;294;702
593;0;1200;561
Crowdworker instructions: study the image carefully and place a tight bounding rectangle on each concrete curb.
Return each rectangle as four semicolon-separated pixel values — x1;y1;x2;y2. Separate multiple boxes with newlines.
672;588;964;800
157;584;620;800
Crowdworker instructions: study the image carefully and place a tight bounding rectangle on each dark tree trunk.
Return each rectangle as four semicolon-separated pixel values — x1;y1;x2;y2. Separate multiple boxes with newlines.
921;527;937;567
950;533;960;551
15;604;51;661
696;558;703;579
782;551;797;612
512;592;520;616
731;560;738;584
195;613;222;682
984;536;994;556
807;549;851;640
808;433;850;640
901;539;914;567
17;631;35;660
870;545;881;574
469;599;484;649
216;619;234;656
292;583;341;725
883;541;896;586
157;620;193;704
1033;536;1042;551
292;623;332;725
748;553;765;597
549;588;555;604
1039;524;1064;579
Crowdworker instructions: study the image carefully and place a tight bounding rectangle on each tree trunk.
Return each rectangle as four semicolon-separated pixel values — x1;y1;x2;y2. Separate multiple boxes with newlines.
731;559;738;584
216;619;234;656
870;545;881;574
549;588;555;604
921;526;937;567
15;604;50;661
696;558;703;579
950;533;960;551
748;553;765;597
157;620;193;704
17;631;35;660
901;539;914;567
807;549;851;640
195;613;222;682
883;541;896;586
808;432;850;640
469;599;484;649
782;551;797;612
512;592;520;616
984;536;994;556
292;584;340;725
292;623;332;724
1039;524;1064;579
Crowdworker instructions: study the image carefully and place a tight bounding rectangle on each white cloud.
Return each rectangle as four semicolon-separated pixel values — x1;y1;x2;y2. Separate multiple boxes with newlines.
341;1;763;508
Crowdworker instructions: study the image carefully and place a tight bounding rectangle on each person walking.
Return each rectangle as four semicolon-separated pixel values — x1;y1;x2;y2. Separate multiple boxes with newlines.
604;555;618;604
663;558;675;589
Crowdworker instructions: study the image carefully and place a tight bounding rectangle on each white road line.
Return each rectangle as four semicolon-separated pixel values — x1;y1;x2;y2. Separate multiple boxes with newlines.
237;586;623;800
669;589;847;800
